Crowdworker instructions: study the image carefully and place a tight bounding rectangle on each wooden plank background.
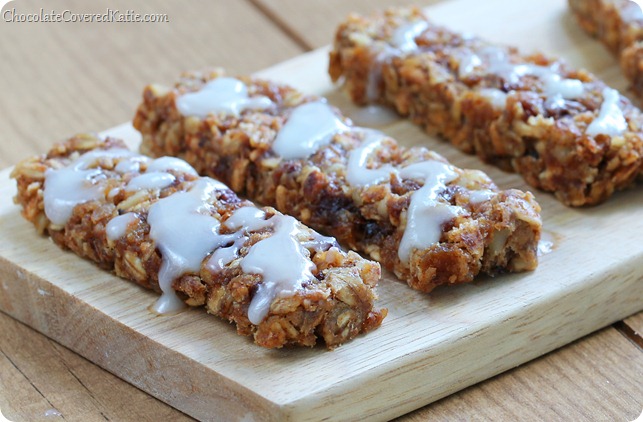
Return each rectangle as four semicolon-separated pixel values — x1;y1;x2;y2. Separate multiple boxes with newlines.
0;0;641;421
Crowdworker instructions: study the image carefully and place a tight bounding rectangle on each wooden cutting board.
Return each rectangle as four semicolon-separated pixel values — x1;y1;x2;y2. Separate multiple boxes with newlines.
1;0;642;420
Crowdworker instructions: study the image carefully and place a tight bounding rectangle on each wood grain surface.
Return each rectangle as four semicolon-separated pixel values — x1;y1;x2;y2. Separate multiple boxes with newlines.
0;0;641;421
0;0;303;169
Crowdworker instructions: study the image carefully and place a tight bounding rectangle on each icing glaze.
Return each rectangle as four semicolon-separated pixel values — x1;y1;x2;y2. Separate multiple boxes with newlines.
147;178;230;314
586;88;627;137
460;47;585;100
391;20;429;52
272;102;349;160
43;148;134;226
223;207;318;324
176;77;273;118
346;130;396;187
106;212;139;241
397;161;461;263
126;172;176;191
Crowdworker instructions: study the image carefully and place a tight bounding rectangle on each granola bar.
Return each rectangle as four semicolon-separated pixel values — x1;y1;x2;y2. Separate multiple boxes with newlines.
569;0;643;54
569;0;643;97
11;134;385;349
133;71;542;293
329;7;643;206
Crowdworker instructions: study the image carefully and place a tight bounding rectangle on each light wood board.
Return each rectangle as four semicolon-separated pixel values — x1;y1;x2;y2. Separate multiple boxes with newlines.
0;0;642;421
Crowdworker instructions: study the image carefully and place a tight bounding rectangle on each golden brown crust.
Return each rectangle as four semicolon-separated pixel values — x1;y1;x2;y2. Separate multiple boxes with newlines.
134;70;542;293
330;7;643;206
11;134;385;349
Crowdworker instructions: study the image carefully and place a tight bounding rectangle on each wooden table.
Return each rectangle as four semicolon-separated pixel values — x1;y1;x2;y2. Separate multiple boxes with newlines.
0;0;641;420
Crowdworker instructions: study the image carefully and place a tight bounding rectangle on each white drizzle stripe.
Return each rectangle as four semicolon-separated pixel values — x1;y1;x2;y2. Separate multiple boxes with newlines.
146;156;199;176
44;148;135;225
346;130;396;187
272;102;349;160
344;132;472;262
391;21;429;52
126;172;176;191
206;235;245;272
223;207;319;325
458;53;482;78
106;213;139;241
176;77;273;118
469;189;496;204
366;20;428;101
44;149;205;227
243;216;315;324
44;167;105;226
397;161;461;263
115;156;149;173
586;88;628;137
478;88;508;109
147;178;229;314
459;47;585;99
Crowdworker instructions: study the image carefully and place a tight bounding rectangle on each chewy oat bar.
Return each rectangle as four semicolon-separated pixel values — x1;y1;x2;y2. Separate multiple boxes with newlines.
11;134;385;349
569;0;643;97
133;71;541;293
329;7;643;206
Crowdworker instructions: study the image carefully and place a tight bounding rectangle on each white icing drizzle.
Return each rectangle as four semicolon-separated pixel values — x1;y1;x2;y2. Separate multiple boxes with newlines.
223;207;317;325
115;156;149;173
458;53;483;78
176;77;273;118
106;212;139;241
344;132;474;263
43;148;134;226
397;161;461;263
544;94;566;111
272;102;349;160
391;21;429;52
366;47;395;101
146;156;199;176
366;19;428;101
478;88;508;109
586;88;628;137
460;47;585;100
346;130;396;187
147;178;230;314
126;172;176;191
205;234;245;273
469;189;496;204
